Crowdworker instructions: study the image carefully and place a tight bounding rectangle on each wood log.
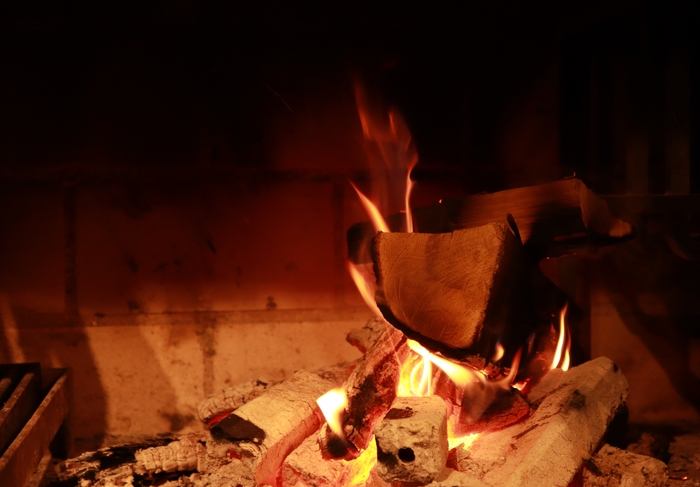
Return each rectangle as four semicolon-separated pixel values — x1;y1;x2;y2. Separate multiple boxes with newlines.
346;317;388;353
280;432;378;487
198;363;356;426
326;325;409;459
206;370;334;486
374;396;449;484
133;433;207;475
582;445;668;487
451;357;629;487
422;468;492;487
373;223;539;357
348;178;634;264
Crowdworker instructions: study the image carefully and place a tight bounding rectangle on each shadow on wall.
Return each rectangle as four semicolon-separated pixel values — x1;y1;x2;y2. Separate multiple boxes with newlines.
592;217;700;417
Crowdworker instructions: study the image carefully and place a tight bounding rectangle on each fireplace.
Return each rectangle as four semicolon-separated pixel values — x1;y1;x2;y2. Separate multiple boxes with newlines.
1;2;700;486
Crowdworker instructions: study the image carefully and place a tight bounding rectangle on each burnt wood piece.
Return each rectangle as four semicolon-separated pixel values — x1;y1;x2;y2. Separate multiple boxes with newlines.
454;388;530;435
373;223;539;357
346;317;388;354
205;370;334;487
198;363;356;426
280;431;378;487
134;433;207;475
0;369;71;487
332;326;410;458
451;357;629;487
348;178;634;263
581;444;668;487
374;396;449;484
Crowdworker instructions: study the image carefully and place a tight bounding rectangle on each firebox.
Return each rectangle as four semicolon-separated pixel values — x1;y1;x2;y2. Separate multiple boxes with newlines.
1;2;700;486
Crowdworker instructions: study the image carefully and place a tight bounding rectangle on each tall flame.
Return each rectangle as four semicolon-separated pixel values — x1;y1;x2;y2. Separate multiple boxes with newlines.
551;303;571;372
347;262;382;318
407;339;479;388
316;388;348;438
349;181;390;234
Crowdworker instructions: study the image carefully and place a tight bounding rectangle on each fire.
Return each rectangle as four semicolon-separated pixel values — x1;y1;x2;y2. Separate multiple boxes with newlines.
492;342;505;362
347;262;382;318
551;304;571;372
349;181;390;234
316;388;348;438
397;352;432;397
447;416;480;450
407;339;479;389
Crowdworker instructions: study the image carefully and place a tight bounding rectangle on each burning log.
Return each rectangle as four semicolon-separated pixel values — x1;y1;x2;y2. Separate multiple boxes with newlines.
374;396;449;484
324;325;409;458
206;370;333;486
346;317;388;353
373;223;539;357
581;445;669;487
198;363;356;426
451;357;629;487
280;432;377;487
348;178;634;264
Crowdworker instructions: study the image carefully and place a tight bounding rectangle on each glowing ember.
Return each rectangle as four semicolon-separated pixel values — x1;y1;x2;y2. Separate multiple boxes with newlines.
316;388;348;438
447;417;481;450
346;438;378;486
551;303;571;371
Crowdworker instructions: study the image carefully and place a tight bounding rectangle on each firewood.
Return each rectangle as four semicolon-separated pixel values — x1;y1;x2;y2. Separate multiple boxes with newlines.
133;433;207;475
280;432;378;487
327;325;409;458
451;357;629;487
206;370;334;486
348;178;634;264
582;445;668;487
198;379;277;425
373;223;538;356
374;396;449;484
421;468;492;487
198;363;356;426
346;317;388;353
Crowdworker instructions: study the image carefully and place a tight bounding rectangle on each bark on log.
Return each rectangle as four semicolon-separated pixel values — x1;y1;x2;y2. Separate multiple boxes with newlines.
281;433;378;487
451;357;629;487
373;223;539;357
348;178;634;264
346;317;388;353
326;325;409;459
582;444;668;487
374;396;449;484
206;370;333;486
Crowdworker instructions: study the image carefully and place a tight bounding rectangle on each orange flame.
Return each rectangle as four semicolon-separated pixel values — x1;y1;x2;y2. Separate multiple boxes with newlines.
492;342;505;362
447;416;481;450
349;180;389;233
398;352;432;397
551;303;571;372
347;262;382;317
316;388;348;438
407;339;479;388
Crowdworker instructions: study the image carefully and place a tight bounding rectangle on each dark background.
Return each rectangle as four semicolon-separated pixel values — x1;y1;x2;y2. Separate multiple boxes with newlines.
2;0;698;194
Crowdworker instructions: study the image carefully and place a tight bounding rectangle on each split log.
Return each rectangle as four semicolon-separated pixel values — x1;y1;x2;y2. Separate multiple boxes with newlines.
198;363;356;426
374;396;449;484
373;223;539;357
280;433;378;487
346;317;388;353
323;325;409;459
582;444;668;487
206;370;333;487
348;178;634;264
451;357;629;487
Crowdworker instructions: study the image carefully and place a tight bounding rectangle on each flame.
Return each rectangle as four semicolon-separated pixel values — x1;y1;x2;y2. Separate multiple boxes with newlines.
447;416;481;450
398;352;432;397
550;304;571;371
407;339;479;388
349;180;389;233
346;438;378;486
347;262;382;317
492;342;505;362
316;388;348;438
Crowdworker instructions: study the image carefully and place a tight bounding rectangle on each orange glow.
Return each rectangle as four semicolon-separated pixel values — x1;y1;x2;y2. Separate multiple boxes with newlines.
492;342;505;362
349;180;389;233
398;352;432;397
316;388;347;438
347;262;382;318
447;417;481;450
346;438;378;486
551;303;571;371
